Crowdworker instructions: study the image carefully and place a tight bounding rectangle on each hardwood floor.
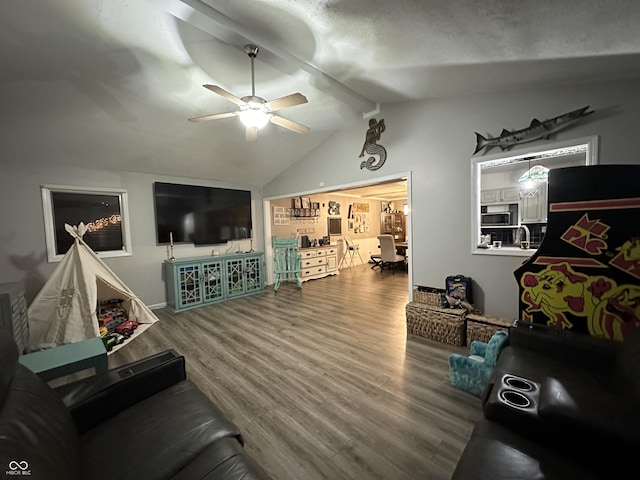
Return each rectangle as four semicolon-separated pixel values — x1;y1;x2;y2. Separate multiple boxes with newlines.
109;266;482;480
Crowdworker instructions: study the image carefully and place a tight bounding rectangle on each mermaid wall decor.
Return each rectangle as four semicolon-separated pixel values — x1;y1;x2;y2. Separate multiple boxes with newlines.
359;118;386;171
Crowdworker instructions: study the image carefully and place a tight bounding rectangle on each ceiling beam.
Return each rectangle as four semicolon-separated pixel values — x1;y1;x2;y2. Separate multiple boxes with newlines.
159;0;379;114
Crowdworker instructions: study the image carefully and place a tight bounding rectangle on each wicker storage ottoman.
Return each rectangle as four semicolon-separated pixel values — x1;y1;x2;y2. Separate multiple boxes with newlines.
405;302;466;346
412;286;447;308
466;313;513;344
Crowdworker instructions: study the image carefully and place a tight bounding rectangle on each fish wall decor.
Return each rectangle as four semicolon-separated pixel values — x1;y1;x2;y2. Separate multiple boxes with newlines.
473;106;594;155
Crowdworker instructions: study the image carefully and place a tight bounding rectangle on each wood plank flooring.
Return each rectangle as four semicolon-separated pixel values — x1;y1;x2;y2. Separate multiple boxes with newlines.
109;266;482;480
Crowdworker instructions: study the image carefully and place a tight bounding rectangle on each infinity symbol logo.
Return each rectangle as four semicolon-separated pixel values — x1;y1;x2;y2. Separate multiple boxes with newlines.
8;460;29;470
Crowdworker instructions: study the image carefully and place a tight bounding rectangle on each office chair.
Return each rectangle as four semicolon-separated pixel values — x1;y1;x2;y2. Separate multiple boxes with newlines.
339;235;366;269
371;234;405;274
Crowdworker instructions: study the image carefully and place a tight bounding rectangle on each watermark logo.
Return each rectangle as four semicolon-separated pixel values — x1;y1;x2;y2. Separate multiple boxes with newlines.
5;461;31;476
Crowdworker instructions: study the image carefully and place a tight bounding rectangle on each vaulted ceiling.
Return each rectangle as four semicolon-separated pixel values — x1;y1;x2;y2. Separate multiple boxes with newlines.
2;0;640;186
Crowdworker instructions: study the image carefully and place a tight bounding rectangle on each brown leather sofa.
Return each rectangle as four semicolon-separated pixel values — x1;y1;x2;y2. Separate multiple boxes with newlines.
0;330;269;480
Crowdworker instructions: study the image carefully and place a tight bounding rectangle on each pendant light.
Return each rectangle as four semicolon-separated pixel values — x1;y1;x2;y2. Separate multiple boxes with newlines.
519;159;549;198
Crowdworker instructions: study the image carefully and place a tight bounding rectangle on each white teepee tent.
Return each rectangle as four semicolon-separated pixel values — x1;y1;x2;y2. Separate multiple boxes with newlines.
28;223;158;353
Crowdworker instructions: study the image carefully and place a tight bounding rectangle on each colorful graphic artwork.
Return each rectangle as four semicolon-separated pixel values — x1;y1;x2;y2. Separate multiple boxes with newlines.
520;262;640;340
514;166;640;342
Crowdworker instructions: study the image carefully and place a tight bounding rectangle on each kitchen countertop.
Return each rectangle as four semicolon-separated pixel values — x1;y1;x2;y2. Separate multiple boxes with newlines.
473;245;537;257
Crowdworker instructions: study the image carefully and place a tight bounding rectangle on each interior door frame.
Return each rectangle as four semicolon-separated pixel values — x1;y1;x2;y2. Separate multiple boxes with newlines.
262;171;413;298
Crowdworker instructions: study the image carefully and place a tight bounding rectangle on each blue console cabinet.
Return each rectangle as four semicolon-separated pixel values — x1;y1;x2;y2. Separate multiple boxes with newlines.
165;252;264;312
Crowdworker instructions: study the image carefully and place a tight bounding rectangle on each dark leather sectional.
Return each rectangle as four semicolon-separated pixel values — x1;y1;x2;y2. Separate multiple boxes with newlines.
452;322;640;479
0;331;269;480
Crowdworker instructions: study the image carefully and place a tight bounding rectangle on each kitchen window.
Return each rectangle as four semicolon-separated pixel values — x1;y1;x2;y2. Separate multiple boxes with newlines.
470;136;598;257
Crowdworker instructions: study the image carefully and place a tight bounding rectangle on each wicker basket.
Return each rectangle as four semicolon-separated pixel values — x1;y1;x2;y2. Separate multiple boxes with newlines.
466;313;513;344
405;302;466;346
413;287;446;307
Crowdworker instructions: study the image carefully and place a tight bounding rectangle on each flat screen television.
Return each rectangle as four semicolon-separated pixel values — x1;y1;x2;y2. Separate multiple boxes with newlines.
154;182;252;245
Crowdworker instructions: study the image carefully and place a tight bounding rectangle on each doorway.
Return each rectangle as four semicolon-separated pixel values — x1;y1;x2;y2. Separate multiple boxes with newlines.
263;172;412;296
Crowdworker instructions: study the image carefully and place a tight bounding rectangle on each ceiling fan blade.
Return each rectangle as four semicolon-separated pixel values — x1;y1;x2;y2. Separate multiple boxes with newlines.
265;93;308;112
270;115;310;134
188;112;237;123
245;127;258;141
203;84;245;106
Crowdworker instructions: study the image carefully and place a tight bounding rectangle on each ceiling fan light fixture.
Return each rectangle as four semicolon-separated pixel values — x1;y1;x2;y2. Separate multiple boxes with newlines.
239;106;270;128
189;44;309;136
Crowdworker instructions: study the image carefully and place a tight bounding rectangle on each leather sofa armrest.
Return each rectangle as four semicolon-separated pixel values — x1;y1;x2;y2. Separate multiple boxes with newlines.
538;377;640;448
54;349;186;433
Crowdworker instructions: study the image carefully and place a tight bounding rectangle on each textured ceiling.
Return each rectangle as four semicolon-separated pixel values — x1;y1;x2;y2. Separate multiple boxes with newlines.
2;0;640;186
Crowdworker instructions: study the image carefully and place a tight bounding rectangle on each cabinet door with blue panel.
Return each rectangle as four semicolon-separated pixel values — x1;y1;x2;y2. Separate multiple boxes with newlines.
201;260;224;303
224;254;264;298
244;254;264;294
176;263;203;309
225;257;245;298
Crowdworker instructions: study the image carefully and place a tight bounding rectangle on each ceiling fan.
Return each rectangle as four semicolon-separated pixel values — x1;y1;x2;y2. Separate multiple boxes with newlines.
188;44;310;141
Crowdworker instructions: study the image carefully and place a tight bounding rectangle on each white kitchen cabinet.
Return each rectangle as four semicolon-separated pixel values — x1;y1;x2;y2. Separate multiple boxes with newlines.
520;185;548;223
481;187;519;204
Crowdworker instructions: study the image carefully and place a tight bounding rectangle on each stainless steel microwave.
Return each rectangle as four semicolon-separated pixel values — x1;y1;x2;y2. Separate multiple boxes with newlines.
481;211;511;226
481;204;518;226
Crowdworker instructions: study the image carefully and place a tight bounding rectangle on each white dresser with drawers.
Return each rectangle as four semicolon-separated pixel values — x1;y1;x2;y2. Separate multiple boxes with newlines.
299;246;339;282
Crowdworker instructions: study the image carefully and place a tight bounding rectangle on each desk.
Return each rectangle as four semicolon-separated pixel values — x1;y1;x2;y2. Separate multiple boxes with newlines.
395;242;409;271
19;337;108;382
395;241;408;256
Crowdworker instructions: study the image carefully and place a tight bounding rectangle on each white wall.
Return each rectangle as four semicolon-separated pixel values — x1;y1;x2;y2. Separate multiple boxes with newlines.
0;162;263;306
263;79;640;319
3;78;639;316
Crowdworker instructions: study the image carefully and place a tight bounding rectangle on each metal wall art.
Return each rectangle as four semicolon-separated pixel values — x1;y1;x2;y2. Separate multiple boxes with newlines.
473;106;594;155
359;118;387;170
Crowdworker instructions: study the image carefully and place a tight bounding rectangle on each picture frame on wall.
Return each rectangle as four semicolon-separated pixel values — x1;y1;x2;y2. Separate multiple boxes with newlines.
327;217;342;235
301;196;311;209
381;201;389;213
353;202;369;213
293;197;302;209
273;206;290;225
348;220;354;231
